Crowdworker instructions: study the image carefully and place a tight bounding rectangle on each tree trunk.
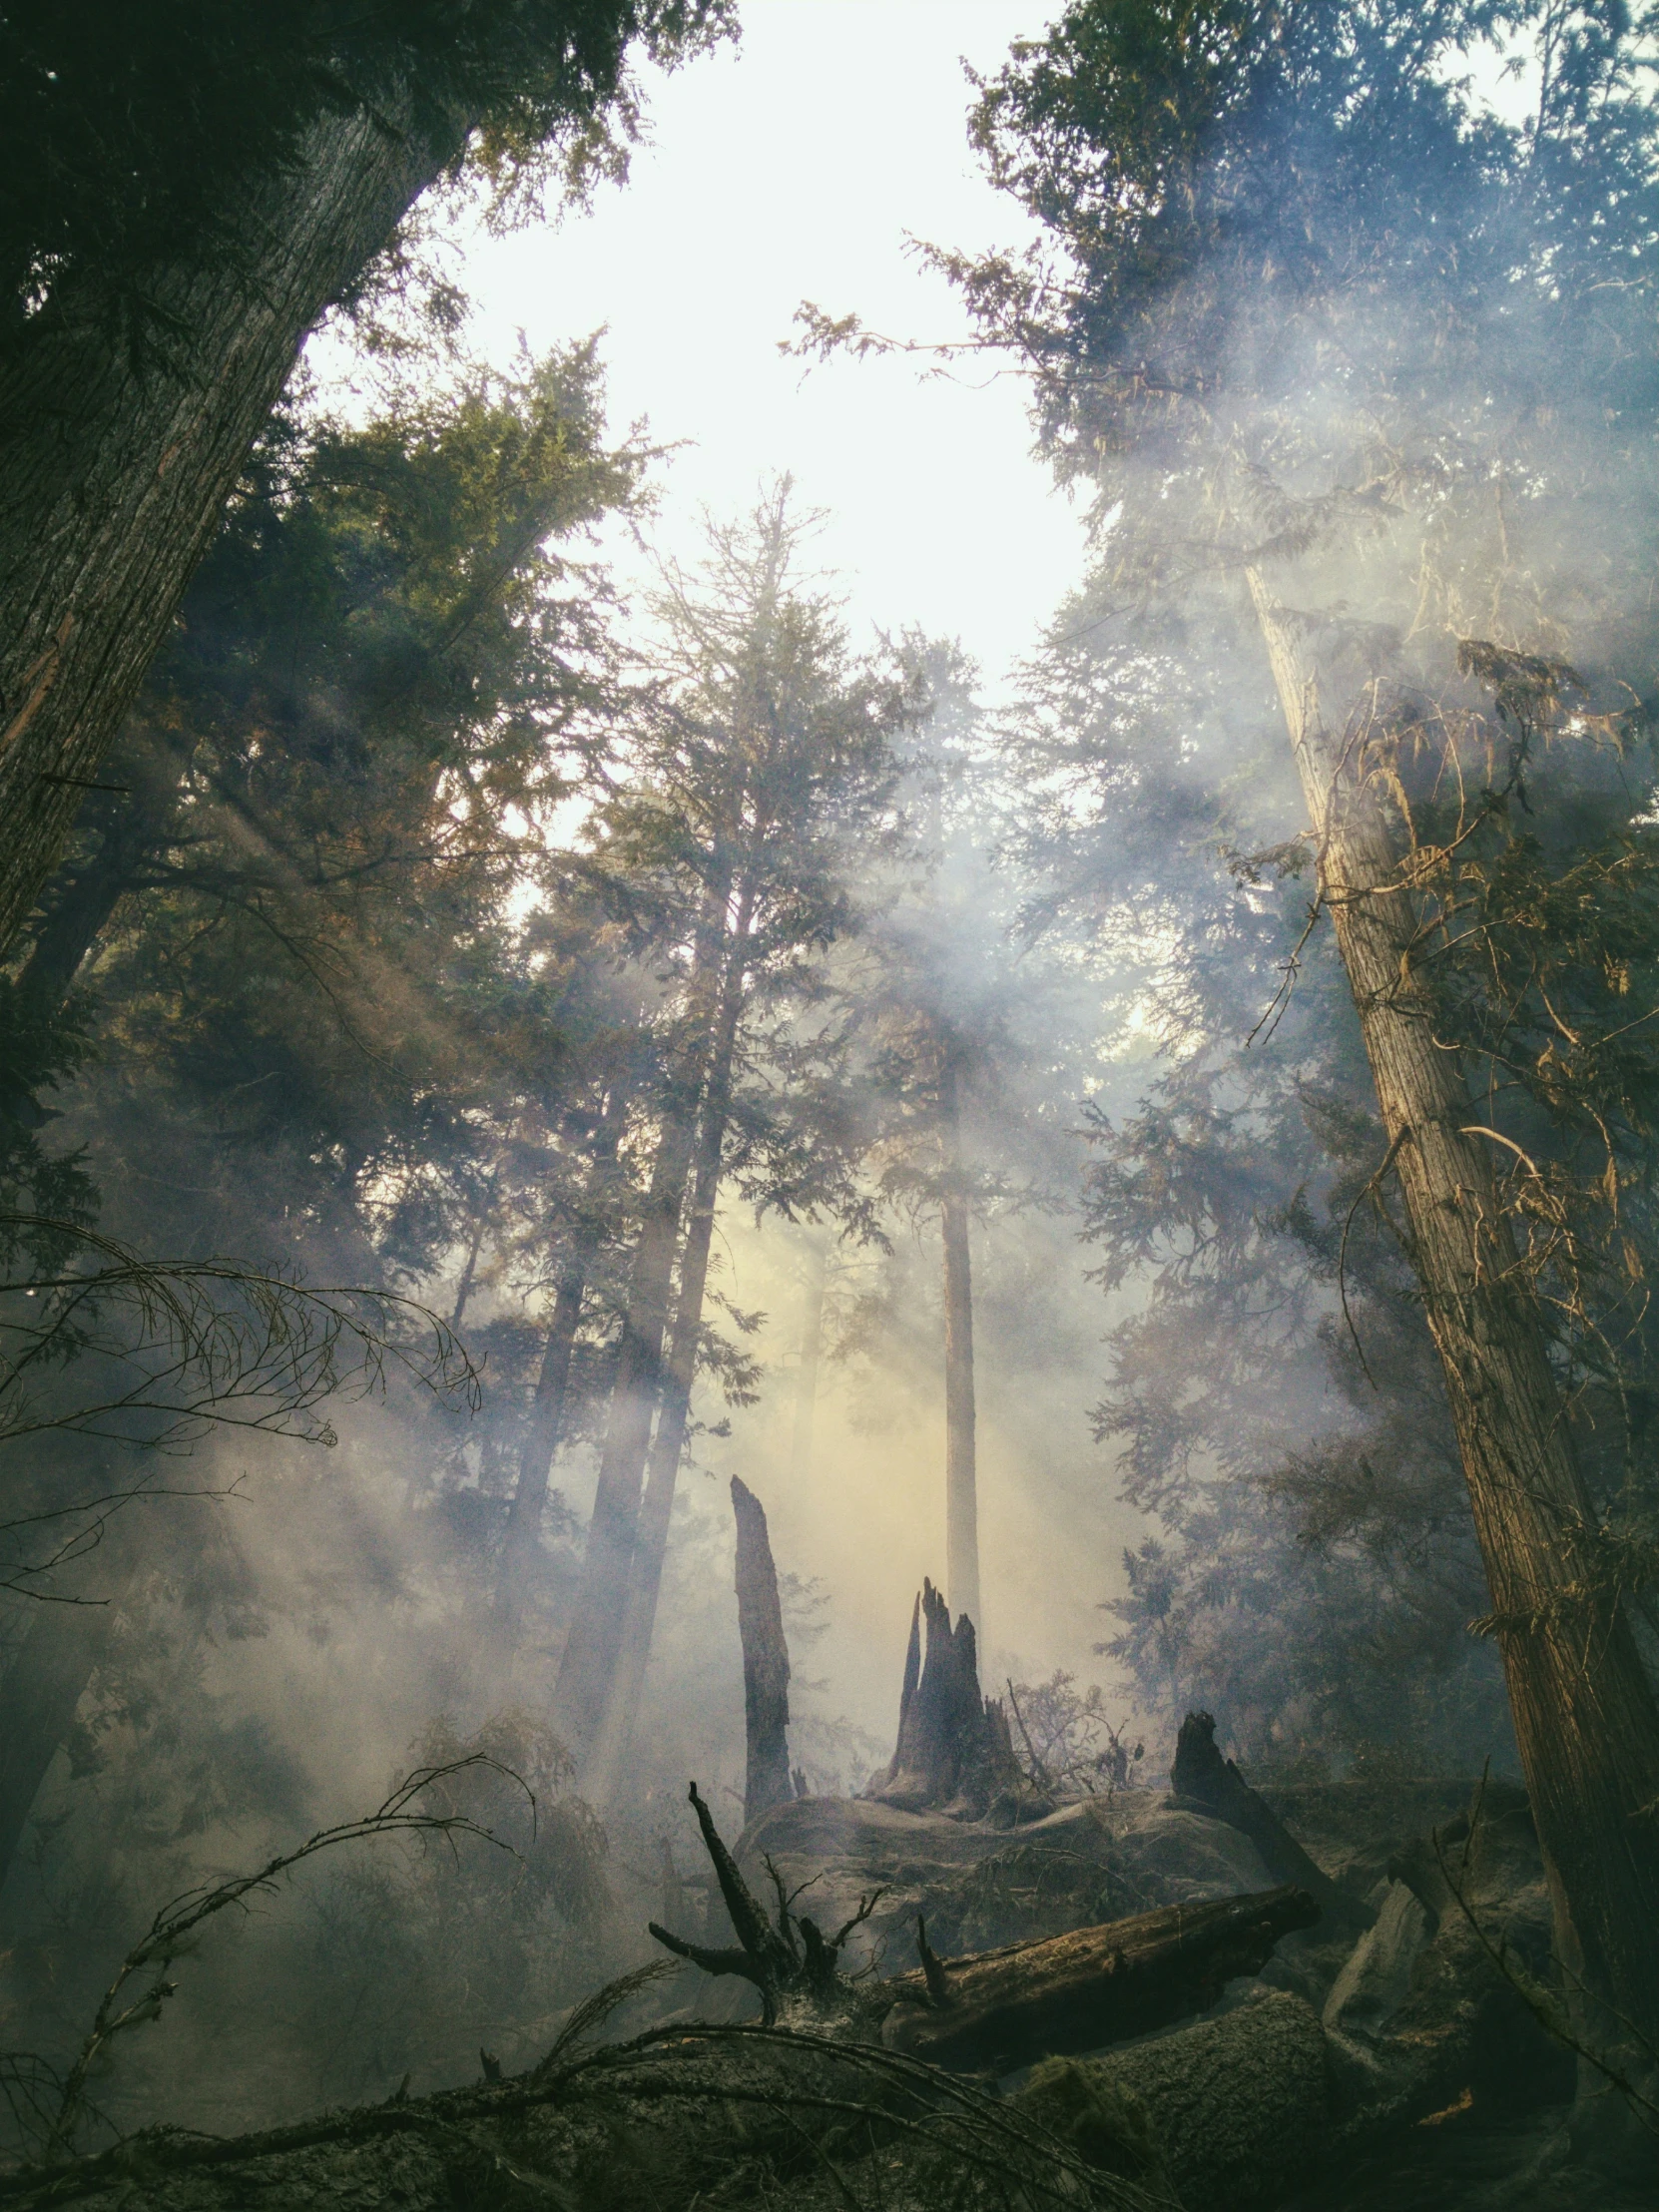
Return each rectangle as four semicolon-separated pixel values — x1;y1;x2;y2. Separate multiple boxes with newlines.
552;1110;697;1756
554;899;730;1757
1172;1710;1371;1934
1249;568;1659;2045
585;906;750;1794
869;1580;1024;1818
938;1062;981;1644
731;1477;794;1829
494;1074;634;1658
880;1885;1321;2074
0;95;464;963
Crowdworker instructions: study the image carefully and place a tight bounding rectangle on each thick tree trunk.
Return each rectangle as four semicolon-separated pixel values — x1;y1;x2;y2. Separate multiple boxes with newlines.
1249;569;1659;2044
880;1885;1321;2074
938;1063;981;1643
586;913;750;1793
869;1580;1024;1818
0;98;465;965
731;1477;794;1828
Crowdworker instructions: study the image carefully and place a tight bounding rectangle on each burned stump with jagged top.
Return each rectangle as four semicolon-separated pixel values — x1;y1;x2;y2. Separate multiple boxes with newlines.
865;1579;1028;1820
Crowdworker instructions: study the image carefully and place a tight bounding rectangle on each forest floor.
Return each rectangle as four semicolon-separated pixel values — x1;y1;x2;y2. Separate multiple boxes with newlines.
1288;2108;1652;2212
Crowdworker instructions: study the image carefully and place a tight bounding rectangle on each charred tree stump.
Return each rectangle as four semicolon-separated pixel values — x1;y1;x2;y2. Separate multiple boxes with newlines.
1172;1711;1371;1933
881;1886;1321;2074
868;1579;1025;1818
731;1477;794;1828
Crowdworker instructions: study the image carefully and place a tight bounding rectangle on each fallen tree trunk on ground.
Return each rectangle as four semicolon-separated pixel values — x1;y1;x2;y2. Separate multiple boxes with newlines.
1033;1987;1332;2212
649;1777;1319;2072
881;1886;1321;2074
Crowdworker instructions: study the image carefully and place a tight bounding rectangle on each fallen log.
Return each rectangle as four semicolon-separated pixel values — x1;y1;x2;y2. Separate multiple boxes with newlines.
1029;1987;1332;2212
880;1885;1321;2074
650;1781;1318;2077
1171;1712;1371;1934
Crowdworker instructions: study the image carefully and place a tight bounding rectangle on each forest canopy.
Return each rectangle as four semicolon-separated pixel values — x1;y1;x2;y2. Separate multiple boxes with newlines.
4;4;1659;2203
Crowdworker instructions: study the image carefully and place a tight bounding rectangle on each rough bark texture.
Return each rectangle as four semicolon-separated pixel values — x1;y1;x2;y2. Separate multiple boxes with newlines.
869;1580;1024;1819
880;1885;1320;2074
731;1478;793;1828
938;1062;981;1638
1249;569;1659;2044
0;98;465;963
1172;1710;1371;1934
1086;1987;1331;2210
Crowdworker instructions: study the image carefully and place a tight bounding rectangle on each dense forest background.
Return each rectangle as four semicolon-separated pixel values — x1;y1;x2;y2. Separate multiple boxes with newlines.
3;0;1659;2166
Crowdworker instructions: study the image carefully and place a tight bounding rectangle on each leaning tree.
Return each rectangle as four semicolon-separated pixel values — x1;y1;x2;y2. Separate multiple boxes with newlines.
0;0;728;961
898;0;1659;2055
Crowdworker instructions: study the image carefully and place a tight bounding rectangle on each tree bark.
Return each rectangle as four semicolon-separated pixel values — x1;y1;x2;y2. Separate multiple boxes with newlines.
0;97;467;965
584;899;751;1794
552;1109;697;1757
938;1061;981;1643
1249;568;1659;2044
731;1477;794;1829
880;1885;1320;2075
1172;1710;1371;1934
869;1580;1023;1818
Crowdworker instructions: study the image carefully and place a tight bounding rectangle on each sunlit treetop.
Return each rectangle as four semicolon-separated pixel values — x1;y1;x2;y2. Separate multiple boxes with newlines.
944;1;1659;577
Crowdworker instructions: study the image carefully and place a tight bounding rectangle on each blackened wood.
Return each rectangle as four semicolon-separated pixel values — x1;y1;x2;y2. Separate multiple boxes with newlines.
880;1885;1321;2074
1172;1711;1370;1931
870;1580;1021;1816
731;1477;793;1827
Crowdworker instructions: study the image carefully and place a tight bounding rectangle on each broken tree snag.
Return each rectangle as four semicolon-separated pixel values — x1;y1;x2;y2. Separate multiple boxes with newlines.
731;1476;793;1827
1171;1712;1371;1933
648;1781;885;2031
880;1885;1321;2075
868;1579;1026;1819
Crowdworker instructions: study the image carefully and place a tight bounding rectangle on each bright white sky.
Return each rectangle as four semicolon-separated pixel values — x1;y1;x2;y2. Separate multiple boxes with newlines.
456;0;1085;687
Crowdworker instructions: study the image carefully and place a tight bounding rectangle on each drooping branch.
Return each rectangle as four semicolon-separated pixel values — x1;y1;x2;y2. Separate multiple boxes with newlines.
38;1757;526;2160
